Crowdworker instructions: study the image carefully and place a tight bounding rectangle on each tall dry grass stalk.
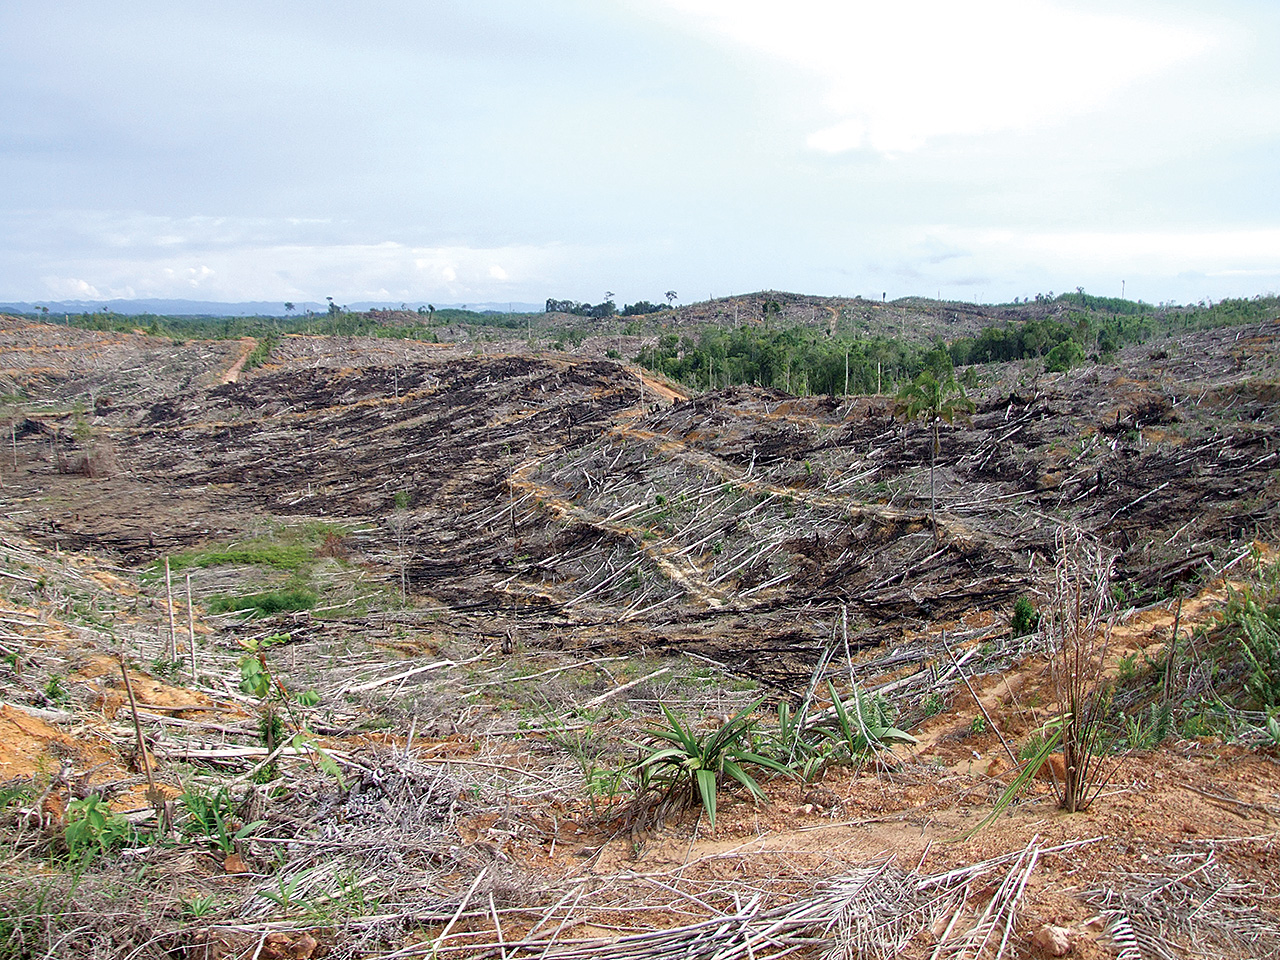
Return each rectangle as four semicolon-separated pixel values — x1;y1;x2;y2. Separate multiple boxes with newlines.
1045;527;1120;813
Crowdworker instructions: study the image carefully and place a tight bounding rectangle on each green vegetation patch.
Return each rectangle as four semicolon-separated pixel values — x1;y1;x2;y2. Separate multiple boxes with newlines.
1107;551;1280;747
636;325;952;395
158;521;349;575
166;543;314;573
207;587;318;617
243;333;279;370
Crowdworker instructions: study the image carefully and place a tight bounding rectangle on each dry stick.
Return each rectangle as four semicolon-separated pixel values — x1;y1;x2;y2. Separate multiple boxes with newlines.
1211;546;1254;580
430;867;490;957
408;756;560;786
709;537;779;586
623;590;682;621
118;655;163;822
841;604;853;683
1163;517;1196;546
738;572;791;597
164;557;177;660
581;666;671;709
634;873;729;917
1182;783;1280;819
186;572;197;684
941;632;1019;768
563;555;640;609
488;892;507;960
865;546;949;592
1106;480;1172;524
344;658;457;693
468;656;627;691
1163;594;1183;702
130;710;254;736
930;881;972;956
530;885;587;946
734;894;763;960
995;845;1040;960
957;841;1034;960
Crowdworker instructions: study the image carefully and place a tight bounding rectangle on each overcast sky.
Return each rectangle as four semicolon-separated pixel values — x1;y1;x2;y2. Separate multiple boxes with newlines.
3;0;1278;307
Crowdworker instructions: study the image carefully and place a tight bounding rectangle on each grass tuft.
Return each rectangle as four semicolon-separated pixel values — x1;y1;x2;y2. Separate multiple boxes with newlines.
208;587;318;616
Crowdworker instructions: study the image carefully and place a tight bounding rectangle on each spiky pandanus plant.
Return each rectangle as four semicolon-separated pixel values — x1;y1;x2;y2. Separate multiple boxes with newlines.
633;697;790;827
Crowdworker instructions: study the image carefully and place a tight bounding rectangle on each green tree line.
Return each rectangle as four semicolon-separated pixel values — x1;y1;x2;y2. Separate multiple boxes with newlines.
636;293;1280;396
950;294;1279;369
11;306;538;342
635;326;954;395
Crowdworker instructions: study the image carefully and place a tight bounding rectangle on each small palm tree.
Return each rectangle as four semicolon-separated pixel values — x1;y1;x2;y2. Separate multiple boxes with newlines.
895;371;974;540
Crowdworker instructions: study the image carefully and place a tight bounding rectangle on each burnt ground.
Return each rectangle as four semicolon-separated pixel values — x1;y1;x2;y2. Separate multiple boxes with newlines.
2;317;1277;689
1;313;1279;959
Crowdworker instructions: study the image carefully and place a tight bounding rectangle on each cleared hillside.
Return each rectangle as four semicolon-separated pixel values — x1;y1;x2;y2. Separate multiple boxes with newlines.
1;308;1279;959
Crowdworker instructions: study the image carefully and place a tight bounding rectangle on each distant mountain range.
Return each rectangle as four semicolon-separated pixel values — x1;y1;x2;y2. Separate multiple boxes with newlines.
0;298;545;317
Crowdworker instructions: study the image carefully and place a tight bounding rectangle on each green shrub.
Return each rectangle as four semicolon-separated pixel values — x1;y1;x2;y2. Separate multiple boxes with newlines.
1045;339;1084;373
1018;729;1056;762
1116;652;1140;683
243;334;279;370
159;523;349;576
0;881;63;958
64;796;130;862
1233;596;1280;709
42;675;69;706
757;700;833;783
1011;596;1039;637
179;785;265;854
0;779;35;810
1119;701;1172;749
208;587;317;617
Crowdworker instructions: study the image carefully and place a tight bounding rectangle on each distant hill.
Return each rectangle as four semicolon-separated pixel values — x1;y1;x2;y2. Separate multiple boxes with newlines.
0;298;544;318
664;290;1037;342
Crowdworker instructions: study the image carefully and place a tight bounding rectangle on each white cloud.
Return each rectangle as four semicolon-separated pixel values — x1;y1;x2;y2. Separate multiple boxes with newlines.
20;227;572;302
954;226;1280;272
871;225;1280;301
41;277;104;299
658;0;1215;153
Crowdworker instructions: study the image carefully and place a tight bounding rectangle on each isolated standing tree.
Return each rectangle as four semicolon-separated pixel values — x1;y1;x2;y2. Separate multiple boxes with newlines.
665;290;677;307
895;372;974;540
284;302;295;315
390;490;411;603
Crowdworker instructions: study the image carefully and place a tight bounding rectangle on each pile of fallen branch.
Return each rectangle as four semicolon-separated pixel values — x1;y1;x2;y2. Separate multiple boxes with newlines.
157;838;1060;960
1086;841;1280;960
